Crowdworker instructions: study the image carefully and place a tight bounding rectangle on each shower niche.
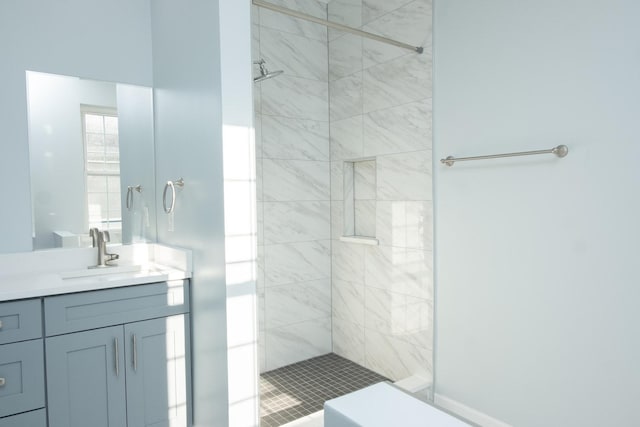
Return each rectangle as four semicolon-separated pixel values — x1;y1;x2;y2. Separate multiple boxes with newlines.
341;158;379;245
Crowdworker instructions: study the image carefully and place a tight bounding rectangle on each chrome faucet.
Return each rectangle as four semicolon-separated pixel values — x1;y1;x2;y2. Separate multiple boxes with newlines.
89;228;100;248
89;229;119;268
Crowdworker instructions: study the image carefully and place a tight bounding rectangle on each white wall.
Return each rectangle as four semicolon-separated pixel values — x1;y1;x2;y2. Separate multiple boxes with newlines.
434;1;640;426
117;84;157;245
219;0;260;425
150;1;229;425
0;0;153;253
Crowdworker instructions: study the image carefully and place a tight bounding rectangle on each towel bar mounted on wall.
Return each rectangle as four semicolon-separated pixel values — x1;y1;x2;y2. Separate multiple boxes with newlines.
163;178;184;214
441;145;569;167
125;185;142;211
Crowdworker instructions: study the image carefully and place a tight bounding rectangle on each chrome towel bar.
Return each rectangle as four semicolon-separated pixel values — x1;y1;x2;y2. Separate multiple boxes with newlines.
441;145;568;167
163;178;184;214
252;0;423;54
126;185;142;211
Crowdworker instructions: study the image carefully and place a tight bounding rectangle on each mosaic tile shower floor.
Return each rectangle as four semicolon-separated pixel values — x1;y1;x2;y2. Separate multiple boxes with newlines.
260;353;389;427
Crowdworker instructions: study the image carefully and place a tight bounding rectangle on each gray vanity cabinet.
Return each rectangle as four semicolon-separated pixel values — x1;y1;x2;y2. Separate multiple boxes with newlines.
125;315;191;427
0;299;46;426
43;280;191;427
45;326;127;427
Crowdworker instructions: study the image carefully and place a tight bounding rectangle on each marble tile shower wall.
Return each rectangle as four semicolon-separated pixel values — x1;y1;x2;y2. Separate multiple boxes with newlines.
253;0;332;372
328;0;434;382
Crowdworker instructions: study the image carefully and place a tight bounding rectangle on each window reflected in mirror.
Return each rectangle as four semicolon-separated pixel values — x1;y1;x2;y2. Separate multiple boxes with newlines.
83;110;122;244
26;71;156;251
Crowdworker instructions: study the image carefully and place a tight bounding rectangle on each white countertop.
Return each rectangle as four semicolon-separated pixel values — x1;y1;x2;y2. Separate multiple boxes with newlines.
0;244;192;302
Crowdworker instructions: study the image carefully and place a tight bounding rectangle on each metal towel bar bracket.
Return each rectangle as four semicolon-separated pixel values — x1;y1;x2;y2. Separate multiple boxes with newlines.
441;145;569;167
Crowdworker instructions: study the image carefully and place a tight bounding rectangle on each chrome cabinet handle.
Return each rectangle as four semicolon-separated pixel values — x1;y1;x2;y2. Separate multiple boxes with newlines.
126;185;142;211
162;178;184;214
114;338;119;377
0;319;3;329
0;378;5;387
132;334;137;372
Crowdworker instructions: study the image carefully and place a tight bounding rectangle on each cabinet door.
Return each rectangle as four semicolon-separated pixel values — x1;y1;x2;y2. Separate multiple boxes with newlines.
0;340;45;417
125;315;191;427
0;409;47;427
46;326;127;427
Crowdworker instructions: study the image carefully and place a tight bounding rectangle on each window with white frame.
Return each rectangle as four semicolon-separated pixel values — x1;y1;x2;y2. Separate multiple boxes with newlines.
82;107;122;243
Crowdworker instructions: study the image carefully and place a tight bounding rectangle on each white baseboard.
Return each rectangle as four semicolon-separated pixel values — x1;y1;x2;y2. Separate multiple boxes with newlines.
434;394;512;427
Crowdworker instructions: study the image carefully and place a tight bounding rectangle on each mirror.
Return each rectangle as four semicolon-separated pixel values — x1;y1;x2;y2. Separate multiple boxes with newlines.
26;71;157;250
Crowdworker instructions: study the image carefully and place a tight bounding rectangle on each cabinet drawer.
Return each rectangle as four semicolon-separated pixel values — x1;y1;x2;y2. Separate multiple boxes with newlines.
0;300;42;344
0;409;47;427
44;280;189;336
0;340;45;418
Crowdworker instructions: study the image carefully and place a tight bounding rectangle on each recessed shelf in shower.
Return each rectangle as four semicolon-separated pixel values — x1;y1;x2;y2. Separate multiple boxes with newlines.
342;158;379;245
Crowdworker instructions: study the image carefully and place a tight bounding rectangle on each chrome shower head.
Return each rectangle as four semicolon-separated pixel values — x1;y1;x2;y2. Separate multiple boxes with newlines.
254;69;283;82
253;59;283;83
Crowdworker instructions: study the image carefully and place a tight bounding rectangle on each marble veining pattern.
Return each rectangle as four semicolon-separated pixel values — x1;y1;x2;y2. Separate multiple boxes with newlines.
362;0;432;68
265;279;331;328
263;201;331;244
256;0;433;383
260;27;329;82
262;74;329;121
363;53;432;113
257;245;265;289
328;0;362;28
331;203;344;240
330;72;363;121
260;0;328;41
332;318;365;364
255;0;334;373
256;160;263;201
255;113;263;159
364;245;433;300
327;0;362;41
262;116;329;161
265;317;332;370
342;162;355;235
376;150;432;201
329;33;363;81
375;201;432;249
364;287;432;348
326;0;433;385
364;328;432;381
362;0;416;24
354;200;376;237
330;116;363;160
332;240;365;284
263;159;330;201
332;279;365;325
265;240;331;286
363;99;432;156
331;161;344;200
354;159;376;200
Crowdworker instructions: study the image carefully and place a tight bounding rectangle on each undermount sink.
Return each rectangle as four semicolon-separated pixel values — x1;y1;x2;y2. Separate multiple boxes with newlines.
59;264;142;280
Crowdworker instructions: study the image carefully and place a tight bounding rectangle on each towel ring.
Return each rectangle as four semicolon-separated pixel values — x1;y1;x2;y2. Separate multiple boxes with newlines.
163;178;184;214
126;185;143;211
